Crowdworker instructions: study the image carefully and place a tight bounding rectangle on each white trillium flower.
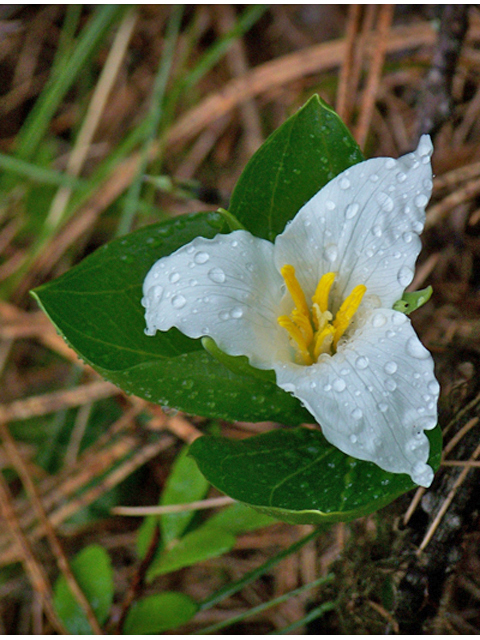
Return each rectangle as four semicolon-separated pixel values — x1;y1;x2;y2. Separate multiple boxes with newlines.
142;135;439;487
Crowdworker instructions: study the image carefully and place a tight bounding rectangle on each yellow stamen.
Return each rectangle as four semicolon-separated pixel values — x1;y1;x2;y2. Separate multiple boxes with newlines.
314;324;335;360
312;272;336;314
333;284;367;348
278;315;313;365
278;265;367;364
291;308;314;345
280;265;310;319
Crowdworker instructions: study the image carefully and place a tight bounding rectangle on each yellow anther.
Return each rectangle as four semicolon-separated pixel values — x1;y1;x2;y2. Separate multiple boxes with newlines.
291;308;314;345
277;315;313;365
280;265;310;319
314;324;335;360
333;284;367;348
312;272;336;314
278;264;366;364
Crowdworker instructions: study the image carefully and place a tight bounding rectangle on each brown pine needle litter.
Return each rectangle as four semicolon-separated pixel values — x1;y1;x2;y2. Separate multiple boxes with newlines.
2;6;480;634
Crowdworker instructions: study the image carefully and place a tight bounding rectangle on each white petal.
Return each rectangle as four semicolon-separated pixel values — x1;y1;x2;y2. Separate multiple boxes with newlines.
142;230;291;369
274;136;433;309
273;308;438;486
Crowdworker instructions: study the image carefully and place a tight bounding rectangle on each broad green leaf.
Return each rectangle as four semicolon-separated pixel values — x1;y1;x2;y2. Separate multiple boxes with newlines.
53;544;113;634
33;212;312;425
160;447;210;544
206;501;276;535
136;447;209;558
123;592;197;634
147;525;236;580
189;426;443;525
229;94;364;241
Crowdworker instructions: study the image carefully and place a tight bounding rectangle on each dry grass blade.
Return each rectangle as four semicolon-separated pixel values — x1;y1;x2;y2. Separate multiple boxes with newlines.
0;380;119;423
0;466;67;633
0;424;103;634
354;5;395;149
418;440;480;552
335;4;362;124
112;495;234;516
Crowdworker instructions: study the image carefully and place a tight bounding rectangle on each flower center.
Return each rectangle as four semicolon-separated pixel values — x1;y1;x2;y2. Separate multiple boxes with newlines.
277;264;366;365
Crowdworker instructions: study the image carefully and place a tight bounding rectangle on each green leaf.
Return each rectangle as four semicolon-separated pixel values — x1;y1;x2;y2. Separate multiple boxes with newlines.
136;447;209;558
189;426;443;525
53;544;113;634
160;447;210;545
229;94;364;241
206;501;276;535
123;592;197;634
393;286;433;315
33;212;312;425
147;525;236;580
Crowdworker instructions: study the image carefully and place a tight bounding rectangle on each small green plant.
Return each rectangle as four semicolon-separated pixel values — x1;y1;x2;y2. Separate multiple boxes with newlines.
34;95;442;525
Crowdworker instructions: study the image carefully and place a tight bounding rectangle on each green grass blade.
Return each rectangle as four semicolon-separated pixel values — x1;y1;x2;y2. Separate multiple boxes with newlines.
198;527;325;612
269;601;337;634
15;5;123;161
195;574;335;634
0;153;83;188
116;5;184;236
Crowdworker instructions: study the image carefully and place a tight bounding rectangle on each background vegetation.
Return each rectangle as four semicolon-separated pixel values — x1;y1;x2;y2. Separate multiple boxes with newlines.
1;5;480;633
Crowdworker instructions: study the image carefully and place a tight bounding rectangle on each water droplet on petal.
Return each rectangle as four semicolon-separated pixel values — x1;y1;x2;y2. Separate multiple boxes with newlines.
378;402;388;412
385;379;397;392
340;177;350;190
402;231;413;244
352;408;363;420
349;434;358;443
406;336;430;359
148;285;164;301
169;272;180;283
370;173;379;182
372;312;387;328
385;158;396;169
397;265;413;287
208;267;226;283
384;361;398;375
324;244;338;262
377;192;394;212
411;461;433;487
323;383;332;391
414;194;429;208
345;202;360;219
333;378;346;392
194;251;209;264
171;294;186;309
428;380;440;395
372;224;383;237
355;356;369;370
219;310;229;321
230;306;243;319
392;312;407;326
326;200;336;210
396;171;407;183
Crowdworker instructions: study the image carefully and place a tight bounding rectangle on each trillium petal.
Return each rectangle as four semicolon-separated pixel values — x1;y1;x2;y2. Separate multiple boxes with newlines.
142;230;290;369
273;308;438;486
274;136;433;309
